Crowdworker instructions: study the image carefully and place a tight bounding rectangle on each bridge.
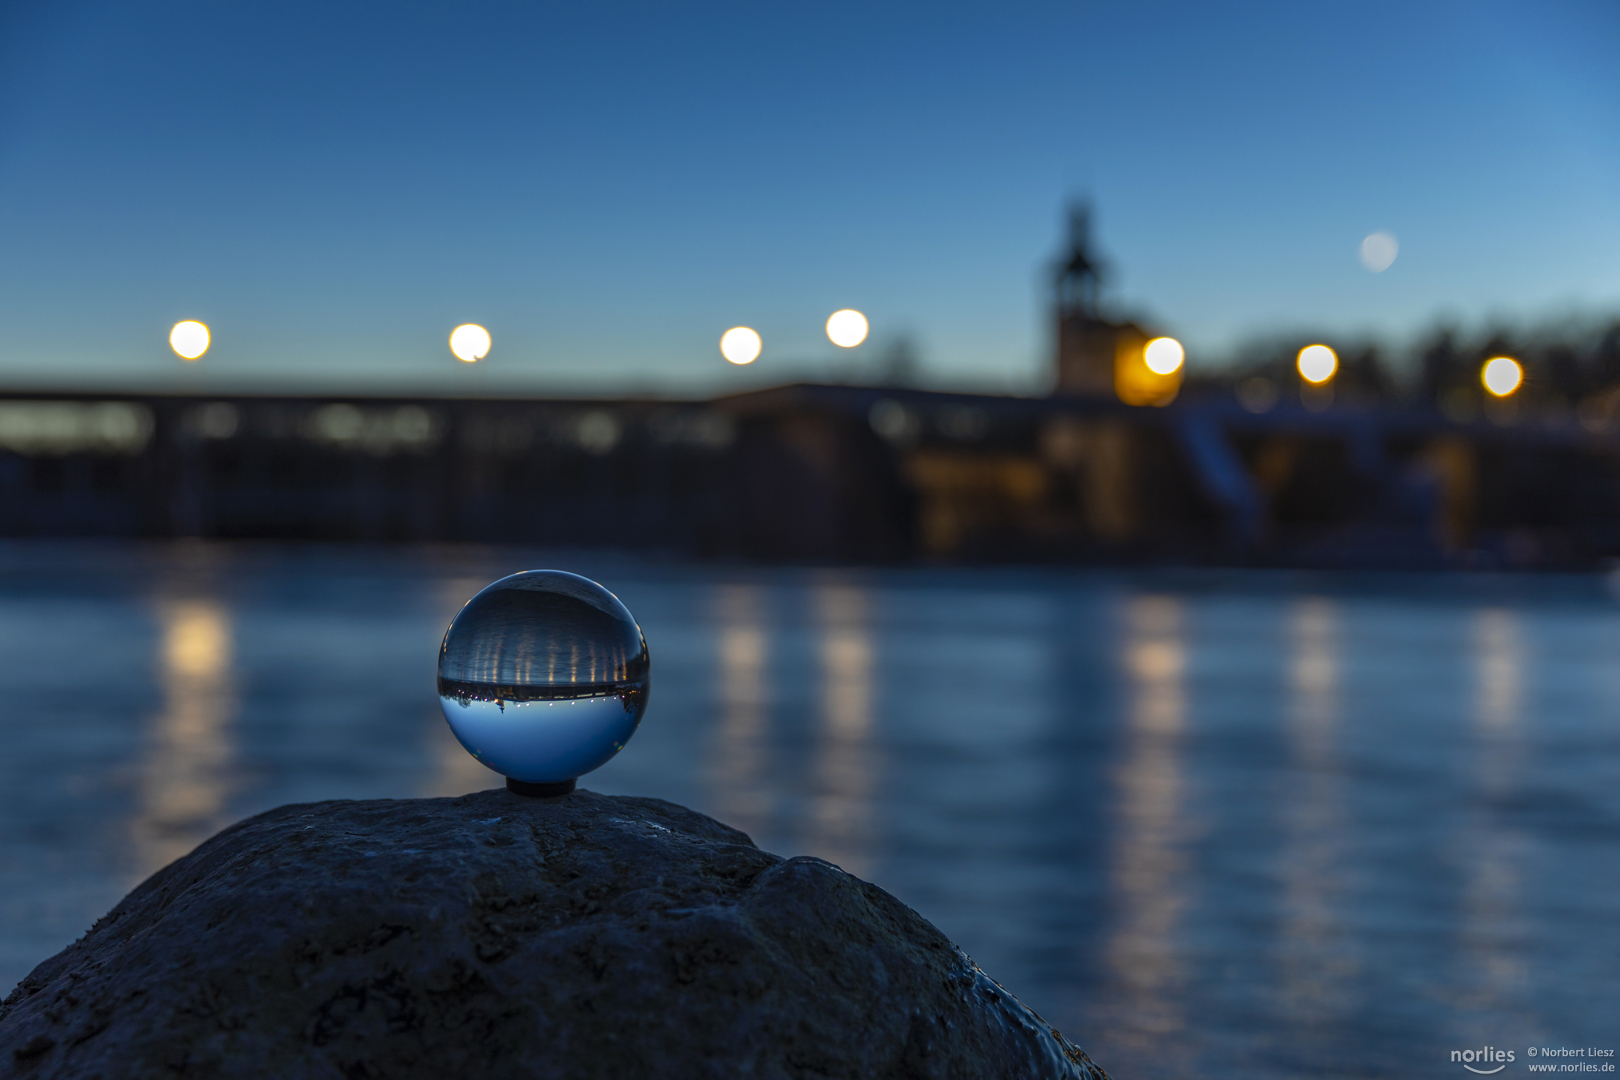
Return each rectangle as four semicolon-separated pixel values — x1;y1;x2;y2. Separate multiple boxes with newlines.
0;383;1613;567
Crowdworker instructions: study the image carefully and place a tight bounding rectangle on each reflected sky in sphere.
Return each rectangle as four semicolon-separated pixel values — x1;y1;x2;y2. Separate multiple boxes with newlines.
437;570;649;784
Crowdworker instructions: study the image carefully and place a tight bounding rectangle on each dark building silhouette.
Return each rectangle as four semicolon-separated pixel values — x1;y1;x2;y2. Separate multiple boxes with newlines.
1052;204;1148;398
0;378;1618;568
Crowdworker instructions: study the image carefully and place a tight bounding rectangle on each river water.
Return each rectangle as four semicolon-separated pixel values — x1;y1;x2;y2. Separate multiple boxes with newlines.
1;543;1615;1076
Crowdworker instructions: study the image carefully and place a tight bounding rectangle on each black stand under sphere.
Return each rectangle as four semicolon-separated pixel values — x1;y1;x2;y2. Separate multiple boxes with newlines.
506;777;576;797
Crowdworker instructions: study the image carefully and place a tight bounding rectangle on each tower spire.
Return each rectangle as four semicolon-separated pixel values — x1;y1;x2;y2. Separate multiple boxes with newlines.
1055;201;1105;320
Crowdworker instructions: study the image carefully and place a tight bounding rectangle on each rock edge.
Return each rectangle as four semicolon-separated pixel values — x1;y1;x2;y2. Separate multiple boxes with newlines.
1;788;1110;1080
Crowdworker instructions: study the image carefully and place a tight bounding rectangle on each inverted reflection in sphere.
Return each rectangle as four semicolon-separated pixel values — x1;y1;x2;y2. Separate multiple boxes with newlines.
438;570;649;787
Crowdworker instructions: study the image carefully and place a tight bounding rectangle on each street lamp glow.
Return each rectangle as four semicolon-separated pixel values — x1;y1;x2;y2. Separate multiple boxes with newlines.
720;327;762;365
1481;356;1523;397
169;321;210;361
449;324;491;363
1297;344;1338;384
1144;337;1184;375
826;309;869;348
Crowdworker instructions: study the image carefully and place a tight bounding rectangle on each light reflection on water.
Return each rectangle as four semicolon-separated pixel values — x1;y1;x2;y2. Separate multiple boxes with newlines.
808;584;876;879
1102;595;1189;1048
1;546;1616;1079
1278;598;1354;1028
133;600;235;881
1460;609;1529;1020
709;585;772;835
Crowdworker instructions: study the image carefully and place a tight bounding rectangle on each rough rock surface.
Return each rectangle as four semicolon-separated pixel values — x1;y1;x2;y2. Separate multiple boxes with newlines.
1;788;1110;1079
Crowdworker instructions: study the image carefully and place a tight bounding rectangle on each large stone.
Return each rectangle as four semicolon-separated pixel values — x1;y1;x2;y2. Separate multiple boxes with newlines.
1;789;1109;1079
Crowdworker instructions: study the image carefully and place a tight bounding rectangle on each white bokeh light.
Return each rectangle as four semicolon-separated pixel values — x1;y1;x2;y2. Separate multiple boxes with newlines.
169;321;210;361
1360;232;1399;272
1297;344;1338;384
720;327;762;365
826;309;869;348
1143;336;1184;375
449;324;491;362
1481;356;1523;397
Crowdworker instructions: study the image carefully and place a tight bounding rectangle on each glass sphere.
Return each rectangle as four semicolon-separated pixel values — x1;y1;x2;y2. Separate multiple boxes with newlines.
438;570;649;784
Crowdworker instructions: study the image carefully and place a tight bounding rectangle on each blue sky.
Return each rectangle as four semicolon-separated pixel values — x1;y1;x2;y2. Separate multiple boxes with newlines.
1;0;1616;395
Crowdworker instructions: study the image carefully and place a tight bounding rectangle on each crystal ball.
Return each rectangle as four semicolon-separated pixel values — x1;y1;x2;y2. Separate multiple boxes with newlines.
438;570;649;785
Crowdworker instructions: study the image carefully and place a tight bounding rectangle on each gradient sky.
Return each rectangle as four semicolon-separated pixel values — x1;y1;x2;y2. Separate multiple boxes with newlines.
1;0;1617;396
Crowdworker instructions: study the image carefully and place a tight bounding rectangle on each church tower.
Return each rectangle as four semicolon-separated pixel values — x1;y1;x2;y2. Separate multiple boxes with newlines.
1051;204;1149;398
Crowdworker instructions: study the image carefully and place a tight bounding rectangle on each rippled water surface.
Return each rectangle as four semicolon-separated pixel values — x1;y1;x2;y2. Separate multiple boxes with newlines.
1;543;1616;1076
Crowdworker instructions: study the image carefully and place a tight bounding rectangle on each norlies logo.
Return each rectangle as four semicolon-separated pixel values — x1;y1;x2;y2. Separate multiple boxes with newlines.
1454;1047;1516;1074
